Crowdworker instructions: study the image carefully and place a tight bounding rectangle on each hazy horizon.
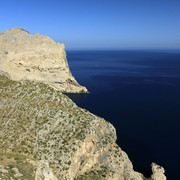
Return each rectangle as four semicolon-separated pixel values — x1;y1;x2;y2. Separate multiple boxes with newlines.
1;0;180;50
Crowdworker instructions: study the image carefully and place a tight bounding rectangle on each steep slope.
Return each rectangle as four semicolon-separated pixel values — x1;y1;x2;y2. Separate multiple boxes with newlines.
0;27;87;93
0;72;166;180
0;27;166;180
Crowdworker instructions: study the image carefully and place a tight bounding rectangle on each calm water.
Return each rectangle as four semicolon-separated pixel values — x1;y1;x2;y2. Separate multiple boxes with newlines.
66;50;180;179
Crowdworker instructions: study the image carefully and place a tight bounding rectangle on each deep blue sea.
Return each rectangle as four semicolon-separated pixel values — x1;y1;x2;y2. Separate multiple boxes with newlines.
66;50;180;180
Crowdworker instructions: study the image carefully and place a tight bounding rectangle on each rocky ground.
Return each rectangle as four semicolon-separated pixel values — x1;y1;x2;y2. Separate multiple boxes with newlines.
0;72;166;180
0;27;166;180
0;152;35;180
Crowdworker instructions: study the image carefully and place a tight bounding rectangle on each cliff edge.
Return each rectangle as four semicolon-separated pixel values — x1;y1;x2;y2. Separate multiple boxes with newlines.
0;28;166;180
0;27;87;93
0;72;166;180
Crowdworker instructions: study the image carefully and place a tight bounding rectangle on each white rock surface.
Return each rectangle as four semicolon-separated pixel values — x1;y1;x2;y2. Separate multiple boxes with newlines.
35;161;57;180
12;167;23;177
151;163;166;180
0;27;88;93
0;165;8;174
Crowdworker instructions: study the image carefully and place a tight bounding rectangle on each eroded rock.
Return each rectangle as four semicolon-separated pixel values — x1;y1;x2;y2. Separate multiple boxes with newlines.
151;163;166;180
35;161;57;180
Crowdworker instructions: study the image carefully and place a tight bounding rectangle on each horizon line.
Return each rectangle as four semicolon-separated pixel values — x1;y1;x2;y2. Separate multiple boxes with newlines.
66;48;180;51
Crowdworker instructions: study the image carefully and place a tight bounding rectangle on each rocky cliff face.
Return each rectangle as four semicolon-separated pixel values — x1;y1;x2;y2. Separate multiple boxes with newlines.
0;27;87;93
0;72;166;180
0;27;166;180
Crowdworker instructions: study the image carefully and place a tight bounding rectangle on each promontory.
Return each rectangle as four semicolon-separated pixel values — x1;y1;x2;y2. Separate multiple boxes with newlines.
0;27;87;93
0;28;166;180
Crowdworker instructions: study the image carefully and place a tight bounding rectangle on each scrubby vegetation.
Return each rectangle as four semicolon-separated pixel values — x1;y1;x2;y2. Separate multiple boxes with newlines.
74;166;112;180
0;72;116;179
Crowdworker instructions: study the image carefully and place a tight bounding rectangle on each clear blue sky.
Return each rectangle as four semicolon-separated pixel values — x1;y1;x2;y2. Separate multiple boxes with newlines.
0;0;180;50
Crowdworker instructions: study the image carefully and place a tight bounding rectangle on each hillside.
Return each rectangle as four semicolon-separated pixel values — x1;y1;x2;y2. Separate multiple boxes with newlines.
0;72;166;180
0;27;166;180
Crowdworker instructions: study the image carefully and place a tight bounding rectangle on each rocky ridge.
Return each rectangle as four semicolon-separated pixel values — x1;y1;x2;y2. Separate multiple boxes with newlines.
0;27;166;180
0;27;87;93
0;72;166;180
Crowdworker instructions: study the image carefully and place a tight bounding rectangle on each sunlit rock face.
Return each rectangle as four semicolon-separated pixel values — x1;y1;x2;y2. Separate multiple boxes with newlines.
0;27;87;93
151;163;166;180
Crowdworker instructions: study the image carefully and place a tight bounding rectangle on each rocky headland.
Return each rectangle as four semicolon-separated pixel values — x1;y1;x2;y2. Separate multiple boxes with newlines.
0;27;87;93
0;28;166;180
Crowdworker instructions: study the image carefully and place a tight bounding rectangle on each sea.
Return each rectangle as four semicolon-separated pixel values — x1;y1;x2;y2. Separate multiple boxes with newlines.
66;50;180;180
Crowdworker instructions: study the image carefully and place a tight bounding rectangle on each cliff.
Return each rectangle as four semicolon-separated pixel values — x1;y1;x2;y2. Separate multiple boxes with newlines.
0;27;87;93
0;72;166;180
0;28;166;180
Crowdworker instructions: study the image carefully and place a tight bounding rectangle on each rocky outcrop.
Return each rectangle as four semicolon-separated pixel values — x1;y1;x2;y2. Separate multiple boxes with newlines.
151;163;166;180
0;72;166;180
0;27;87;93
35;161;57;180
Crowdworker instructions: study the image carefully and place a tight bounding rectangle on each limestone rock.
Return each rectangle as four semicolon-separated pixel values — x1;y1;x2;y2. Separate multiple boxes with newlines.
151;163;166;180
12;167;23;177
35;161;57;180
0;27;87;93
0;62;167;179
0;165;8;174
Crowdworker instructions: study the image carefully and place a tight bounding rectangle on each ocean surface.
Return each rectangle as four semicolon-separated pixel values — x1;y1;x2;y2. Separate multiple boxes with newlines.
66;50;180;180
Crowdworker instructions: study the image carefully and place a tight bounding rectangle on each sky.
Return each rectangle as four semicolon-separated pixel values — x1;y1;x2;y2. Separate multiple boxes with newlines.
0;0;180;50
